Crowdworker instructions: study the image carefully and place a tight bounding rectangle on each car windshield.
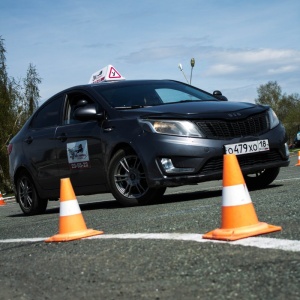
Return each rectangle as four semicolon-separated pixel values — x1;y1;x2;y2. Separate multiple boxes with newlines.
92;81;217;108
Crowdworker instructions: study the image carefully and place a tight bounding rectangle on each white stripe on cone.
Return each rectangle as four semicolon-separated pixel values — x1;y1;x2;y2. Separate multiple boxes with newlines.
222;184;252;207
60;200;81;216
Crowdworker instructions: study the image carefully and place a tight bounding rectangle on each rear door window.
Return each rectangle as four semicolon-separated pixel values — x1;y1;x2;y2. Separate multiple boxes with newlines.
31;96;63;128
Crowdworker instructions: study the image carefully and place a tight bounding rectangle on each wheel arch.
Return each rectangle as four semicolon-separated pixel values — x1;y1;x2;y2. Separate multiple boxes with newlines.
107;143;136;165
107;142;152;179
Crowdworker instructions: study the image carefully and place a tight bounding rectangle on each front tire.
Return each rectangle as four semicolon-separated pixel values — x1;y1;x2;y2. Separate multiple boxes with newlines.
108;149;166;206
244;167;280;190
16;171;48;215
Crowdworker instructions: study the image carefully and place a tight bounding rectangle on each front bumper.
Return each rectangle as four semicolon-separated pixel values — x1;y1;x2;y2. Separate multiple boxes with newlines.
134;123;290;188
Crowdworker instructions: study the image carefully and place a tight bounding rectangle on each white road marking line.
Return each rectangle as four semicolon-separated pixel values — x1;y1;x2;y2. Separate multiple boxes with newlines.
90;234;300;252
0;238;46;243
0;233;299;252
275;177;300;182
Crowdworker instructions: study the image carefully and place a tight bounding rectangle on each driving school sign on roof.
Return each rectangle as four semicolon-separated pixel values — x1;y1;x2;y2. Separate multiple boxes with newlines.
89;65;125;84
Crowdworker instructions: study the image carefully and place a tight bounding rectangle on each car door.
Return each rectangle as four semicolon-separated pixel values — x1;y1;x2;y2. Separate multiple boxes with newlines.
55;90;107;192
22;95;63;191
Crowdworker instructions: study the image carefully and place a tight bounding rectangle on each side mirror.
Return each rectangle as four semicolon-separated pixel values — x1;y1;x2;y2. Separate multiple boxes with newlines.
76;99;88;107
213;90;228;101
74;104;104;120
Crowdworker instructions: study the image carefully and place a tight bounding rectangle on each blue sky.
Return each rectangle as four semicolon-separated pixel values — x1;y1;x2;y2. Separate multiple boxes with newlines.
0;0;299;103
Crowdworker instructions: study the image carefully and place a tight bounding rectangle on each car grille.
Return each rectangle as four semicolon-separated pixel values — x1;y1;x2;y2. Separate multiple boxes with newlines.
200;150;282;174
196;112;269;139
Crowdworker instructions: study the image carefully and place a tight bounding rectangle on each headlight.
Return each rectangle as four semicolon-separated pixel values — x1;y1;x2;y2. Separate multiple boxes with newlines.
267;108;280;129
140;120;203;137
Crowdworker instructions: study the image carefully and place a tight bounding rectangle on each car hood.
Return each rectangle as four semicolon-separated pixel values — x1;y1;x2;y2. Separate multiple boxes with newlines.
121;101;268;120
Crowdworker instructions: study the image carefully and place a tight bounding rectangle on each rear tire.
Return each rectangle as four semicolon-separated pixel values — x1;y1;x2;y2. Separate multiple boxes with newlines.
244;167;280;190
16;171;48;215
108;149;166;206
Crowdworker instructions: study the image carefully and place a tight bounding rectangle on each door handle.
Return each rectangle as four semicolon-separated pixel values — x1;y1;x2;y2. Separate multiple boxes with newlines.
24;136;33;144
56;134;67;142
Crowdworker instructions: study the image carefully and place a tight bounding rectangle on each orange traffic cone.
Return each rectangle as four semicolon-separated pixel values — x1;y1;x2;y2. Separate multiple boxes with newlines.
45;178;103;242
295;151;300;166
0;191;6;206
203;154;281;241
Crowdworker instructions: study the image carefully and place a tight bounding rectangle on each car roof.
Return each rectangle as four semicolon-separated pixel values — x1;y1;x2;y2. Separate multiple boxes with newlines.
81;79;180;89
46;79;203;103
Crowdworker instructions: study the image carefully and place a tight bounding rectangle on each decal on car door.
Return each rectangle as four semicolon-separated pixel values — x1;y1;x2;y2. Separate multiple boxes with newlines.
67;140;90;169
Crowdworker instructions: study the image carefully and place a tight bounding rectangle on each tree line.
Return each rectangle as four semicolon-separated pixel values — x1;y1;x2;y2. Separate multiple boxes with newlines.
0;36;41;192
255;81;300;145
0;35;299;193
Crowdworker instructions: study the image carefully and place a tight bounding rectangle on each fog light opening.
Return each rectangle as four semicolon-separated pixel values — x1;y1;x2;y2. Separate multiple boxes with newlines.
161;158;173;172
160;158;195;174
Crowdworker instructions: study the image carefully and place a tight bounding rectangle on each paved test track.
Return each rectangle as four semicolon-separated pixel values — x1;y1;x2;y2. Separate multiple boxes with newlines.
0;154;299;299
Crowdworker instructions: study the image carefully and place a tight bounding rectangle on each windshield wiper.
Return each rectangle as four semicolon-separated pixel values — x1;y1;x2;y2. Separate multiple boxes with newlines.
115;105;145;110
178;100;196;103
131;105;145;108
163;99;200;104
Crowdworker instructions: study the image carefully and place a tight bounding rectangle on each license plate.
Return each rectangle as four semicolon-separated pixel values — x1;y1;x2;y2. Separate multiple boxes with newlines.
224;139;269;155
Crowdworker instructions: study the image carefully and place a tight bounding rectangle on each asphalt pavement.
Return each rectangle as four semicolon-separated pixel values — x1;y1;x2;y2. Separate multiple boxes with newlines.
0;155;299;300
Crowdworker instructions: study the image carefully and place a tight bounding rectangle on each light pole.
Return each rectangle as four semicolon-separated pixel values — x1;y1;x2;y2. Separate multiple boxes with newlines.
190;58;195;85
178;58;195;85
178;63;189;84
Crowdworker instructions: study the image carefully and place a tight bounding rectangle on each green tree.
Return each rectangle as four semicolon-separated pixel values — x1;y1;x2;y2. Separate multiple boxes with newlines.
0;36;18;191
282;93;300;143
255;81;284;120
0;36;42;192
22;63;41;122
255;81;300;144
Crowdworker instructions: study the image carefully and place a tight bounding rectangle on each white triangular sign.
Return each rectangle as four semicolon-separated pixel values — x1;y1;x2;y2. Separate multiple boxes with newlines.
109;66;122;79
88;65;125;83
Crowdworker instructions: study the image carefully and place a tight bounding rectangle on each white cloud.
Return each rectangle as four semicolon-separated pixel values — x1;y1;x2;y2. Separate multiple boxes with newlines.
268;65;299;74
221;49;300;64
205;64;240;75
200;48;300;81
